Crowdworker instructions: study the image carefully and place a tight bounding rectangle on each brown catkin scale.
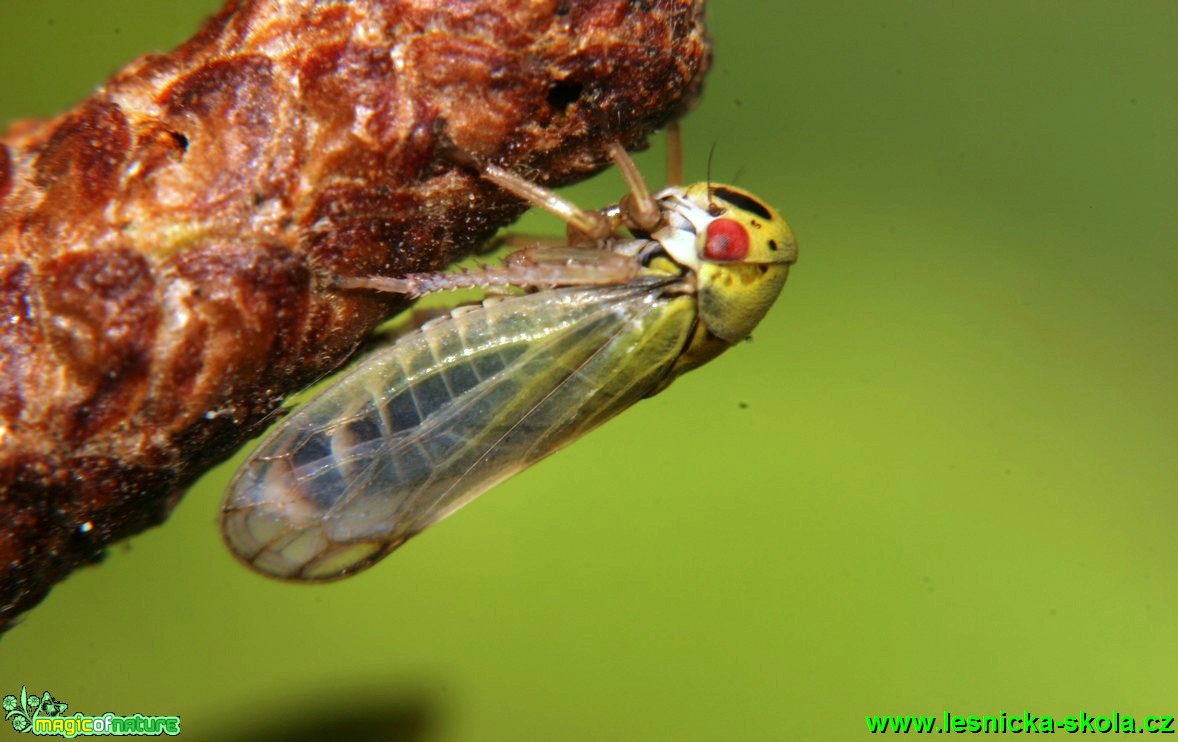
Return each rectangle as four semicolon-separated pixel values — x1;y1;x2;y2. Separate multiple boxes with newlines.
0;0;710;631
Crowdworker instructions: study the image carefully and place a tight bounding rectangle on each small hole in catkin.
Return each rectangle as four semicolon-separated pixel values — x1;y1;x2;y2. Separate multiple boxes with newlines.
546;80;584;112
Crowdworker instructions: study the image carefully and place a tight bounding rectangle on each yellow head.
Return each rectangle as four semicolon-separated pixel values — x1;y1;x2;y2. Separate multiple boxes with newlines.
643;182;797;381
682;183;797;344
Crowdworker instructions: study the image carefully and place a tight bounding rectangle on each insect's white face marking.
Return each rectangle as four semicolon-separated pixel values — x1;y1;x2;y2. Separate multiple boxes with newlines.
221;135;796;581
647;188;710;271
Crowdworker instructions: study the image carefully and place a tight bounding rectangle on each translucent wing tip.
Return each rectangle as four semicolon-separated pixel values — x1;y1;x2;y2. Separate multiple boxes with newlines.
221;504;406;581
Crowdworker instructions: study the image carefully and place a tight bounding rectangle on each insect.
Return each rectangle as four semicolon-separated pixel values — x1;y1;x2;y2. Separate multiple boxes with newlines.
220;130;798;580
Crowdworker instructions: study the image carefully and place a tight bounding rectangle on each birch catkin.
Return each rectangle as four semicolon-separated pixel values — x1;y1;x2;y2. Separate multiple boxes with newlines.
0;0;710;630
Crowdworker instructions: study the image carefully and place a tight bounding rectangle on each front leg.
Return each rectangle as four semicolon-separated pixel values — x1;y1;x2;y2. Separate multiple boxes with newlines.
331;244;639;298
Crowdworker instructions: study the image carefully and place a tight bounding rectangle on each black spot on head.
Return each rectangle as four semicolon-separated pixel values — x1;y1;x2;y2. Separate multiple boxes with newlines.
546;80;584;112
768;239;779;251
712;187;773;221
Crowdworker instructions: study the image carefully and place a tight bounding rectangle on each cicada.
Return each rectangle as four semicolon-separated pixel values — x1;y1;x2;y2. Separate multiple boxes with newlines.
221;130;798;580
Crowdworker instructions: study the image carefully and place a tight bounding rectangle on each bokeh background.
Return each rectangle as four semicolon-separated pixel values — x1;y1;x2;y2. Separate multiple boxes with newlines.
2;1;1175;739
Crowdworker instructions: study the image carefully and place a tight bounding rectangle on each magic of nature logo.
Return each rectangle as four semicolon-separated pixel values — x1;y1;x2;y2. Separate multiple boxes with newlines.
4;686;179;737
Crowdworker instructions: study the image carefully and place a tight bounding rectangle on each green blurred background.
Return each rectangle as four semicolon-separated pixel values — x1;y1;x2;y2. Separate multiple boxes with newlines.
2;1;1176;739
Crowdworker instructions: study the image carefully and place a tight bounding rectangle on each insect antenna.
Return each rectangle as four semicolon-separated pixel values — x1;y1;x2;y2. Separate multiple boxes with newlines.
729;165;747;187
705;141;721;215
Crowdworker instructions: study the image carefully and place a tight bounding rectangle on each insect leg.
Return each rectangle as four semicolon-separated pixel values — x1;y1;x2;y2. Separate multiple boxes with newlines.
606;142;661;233
479;163;614;242
432;125;614;240
500;245;638;286
333;245;638;297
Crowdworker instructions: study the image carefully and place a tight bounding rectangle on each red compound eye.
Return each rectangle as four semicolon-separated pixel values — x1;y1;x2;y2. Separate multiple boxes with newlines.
704;218;750;261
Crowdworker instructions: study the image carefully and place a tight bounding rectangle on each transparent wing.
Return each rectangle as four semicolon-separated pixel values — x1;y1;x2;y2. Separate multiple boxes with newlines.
221;277;696;580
